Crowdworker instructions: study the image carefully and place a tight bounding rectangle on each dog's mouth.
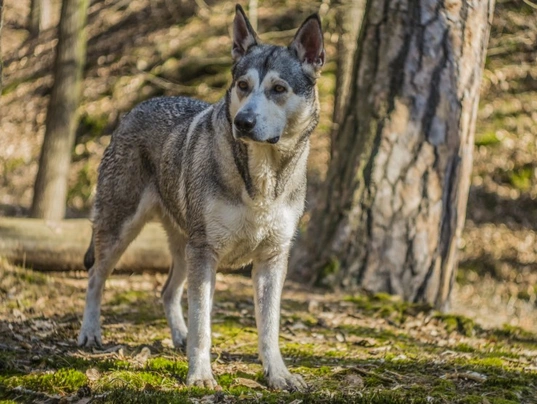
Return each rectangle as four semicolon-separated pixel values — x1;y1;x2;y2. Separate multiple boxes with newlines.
233;127;281;145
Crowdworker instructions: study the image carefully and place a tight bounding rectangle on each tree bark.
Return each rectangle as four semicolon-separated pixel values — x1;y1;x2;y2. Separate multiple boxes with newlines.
294;0;495;310
0;218;171;272
331;0;366;153
0;0;3;95
31;0;89;220
28;0;41;36
41;0;52;30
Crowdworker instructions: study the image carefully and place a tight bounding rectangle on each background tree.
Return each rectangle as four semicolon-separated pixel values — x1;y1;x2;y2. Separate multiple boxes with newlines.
0;0;3;94
28;0;41;36
330;0;366;151
29;0;53;36
294;0;495;310
31;0;89;220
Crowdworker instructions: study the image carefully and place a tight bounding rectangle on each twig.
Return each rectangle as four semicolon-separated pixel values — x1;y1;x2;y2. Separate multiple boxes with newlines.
135;69;199;95
347;366;396;384
522;0;537;10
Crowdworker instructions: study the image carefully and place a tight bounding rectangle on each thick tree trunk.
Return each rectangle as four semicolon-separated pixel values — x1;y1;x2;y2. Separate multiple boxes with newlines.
31;0;89;220
28;0;41;36
331;0;366;152
295;0;495;310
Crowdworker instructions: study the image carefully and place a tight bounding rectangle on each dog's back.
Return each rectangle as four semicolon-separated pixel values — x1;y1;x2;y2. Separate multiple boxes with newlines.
86;96;209;258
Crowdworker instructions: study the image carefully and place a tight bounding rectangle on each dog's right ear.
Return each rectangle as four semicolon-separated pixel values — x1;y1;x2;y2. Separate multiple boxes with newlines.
232;4;259;61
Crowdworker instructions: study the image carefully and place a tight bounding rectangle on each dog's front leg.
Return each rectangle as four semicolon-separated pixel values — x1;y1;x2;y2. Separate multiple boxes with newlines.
185;244;218;389
252;253;307;391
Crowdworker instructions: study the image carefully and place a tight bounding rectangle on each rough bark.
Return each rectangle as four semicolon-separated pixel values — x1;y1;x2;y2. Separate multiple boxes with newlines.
331;0;366;153
0;0;3;94
28;0;41;36
295;0;495;310
31;0;89;220
0;218;171;272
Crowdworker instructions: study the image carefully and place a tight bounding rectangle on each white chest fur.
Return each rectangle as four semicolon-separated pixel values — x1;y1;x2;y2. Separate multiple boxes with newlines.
204;197;299;267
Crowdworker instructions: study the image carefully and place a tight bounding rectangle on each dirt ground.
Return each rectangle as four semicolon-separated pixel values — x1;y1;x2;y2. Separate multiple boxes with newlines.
1;259;537;403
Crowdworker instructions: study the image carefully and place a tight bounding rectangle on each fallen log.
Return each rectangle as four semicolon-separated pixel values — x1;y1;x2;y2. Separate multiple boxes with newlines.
0;218;171;272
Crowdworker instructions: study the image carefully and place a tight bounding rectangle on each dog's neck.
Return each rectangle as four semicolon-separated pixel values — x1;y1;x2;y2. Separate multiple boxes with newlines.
213;99;312;202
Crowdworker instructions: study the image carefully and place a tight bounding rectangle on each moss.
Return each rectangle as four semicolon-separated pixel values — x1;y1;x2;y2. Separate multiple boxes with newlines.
95;370;178;391
434;313;476;337
475;131;501;147
3;369;87;394
67;163;96;208
491;324;537;343
2;158;26;180
79;113;109;137
316;257;341;287
146;358;188;380
508;165;533;191
108;290;152;306
281;342;317;359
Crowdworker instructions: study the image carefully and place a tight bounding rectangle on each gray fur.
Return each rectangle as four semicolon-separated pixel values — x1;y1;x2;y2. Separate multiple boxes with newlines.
78;5;324;392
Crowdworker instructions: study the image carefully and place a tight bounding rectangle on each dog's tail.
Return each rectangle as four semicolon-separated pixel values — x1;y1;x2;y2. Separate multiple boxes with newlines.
83;229;95;270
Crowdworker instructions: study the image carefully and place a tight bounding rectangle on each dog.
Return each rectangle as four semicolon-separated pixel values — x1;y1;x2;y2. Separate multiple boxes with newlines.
78;4;324;391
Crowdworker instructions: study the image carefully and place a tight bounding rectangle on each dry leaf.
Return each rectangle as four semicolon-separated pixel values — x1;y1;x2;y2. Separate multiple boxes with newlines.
85;367;101;381
233;377;266;390
344;373;364;389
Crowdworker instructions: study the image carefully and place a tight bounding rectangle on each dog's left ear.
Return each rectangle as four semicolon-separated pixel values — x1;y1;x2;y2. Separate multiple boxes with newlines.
290;14;325;76
232;4;259;61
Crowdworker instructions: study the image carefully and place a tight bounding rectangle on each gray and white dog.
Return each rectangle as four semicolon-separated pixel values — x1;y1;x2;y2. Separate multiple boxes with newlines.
78;5;324;391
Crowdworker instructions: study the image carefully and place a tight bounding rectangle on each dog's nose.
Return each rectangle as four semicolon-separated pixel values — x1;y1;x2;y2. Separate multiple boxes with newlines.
234;112;256;133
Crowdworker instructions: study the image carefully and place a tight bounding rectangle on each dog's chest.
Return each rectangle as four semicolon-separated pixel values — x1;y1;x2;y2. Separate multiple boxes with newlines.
205;198;297;267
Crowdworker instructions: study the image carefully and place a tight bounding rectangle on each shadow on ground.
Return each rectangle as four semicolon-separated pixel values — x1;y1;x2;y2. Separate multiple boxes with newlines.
1;261;536;403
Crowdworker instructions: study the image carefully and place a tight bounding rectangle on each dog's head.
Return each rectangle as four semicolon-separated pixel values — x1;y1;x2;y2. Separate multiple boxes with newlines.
228;5;325;146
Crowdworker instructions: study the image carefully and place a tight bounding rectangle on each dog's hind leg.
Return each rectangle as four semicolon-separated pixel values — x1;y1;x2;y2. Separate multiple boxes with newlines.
161;220;188;349
78;189;156;348
84;229;95;270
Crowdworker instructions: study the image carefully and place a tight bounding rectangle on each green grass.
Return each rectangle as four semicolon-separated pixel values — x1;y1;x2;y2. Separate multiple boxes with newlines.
475;131;501;147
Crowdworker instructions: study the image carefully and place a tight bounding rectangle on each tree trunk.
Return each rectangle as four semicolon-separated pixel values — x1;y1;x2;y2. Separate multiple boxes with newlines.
0;0;3;95
248;0;258;32
294;0;495;310
41;0;52;30
31;0;89;220
0;218;171;272
331;0;366;153
28;0;41;36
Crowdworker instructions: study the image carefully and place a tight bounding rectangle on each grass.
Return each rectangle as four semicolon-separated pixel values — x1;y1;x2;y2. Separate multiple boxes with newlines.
1;263;536;403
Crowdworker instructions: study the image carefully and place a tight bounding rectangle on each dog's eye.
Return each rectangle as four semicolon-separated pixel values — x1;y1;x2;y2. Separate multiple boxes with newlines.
237;80;249;91
273;84;287;93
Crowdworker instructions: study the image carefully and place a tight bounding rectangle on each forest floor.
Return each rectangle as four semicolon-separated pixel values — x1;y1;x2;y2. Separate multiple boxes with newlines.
1;258;537;403
1;0;537;402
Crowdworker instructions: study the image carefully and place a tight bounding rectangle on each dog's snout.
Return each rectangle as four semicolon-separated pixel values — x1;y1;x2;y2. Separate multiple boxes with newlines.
234;112;256;133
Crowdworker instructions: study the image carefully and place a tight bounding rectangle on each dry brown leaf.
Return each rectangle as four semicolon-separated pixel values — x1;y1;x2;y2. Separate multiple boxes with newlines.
233;377;266;390
85;367;101;381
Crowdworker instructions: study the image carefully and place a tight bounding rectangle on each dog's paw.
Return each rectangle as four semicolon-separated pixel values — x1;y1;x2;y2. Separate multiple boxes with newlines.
170;329;187;350
77;328;103;348
266;369;307;392
187;372;219;390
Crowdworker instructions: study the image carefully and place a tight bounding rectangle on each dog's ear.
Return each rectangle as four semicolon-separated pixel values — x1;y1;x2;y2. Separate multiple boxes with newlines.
289;14;325;76
232;4;259;61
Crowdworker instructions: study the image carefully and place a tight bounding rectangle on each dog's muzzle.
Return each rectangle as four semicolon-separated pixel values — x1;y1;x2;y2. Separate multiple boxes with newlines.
234;112;280;144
